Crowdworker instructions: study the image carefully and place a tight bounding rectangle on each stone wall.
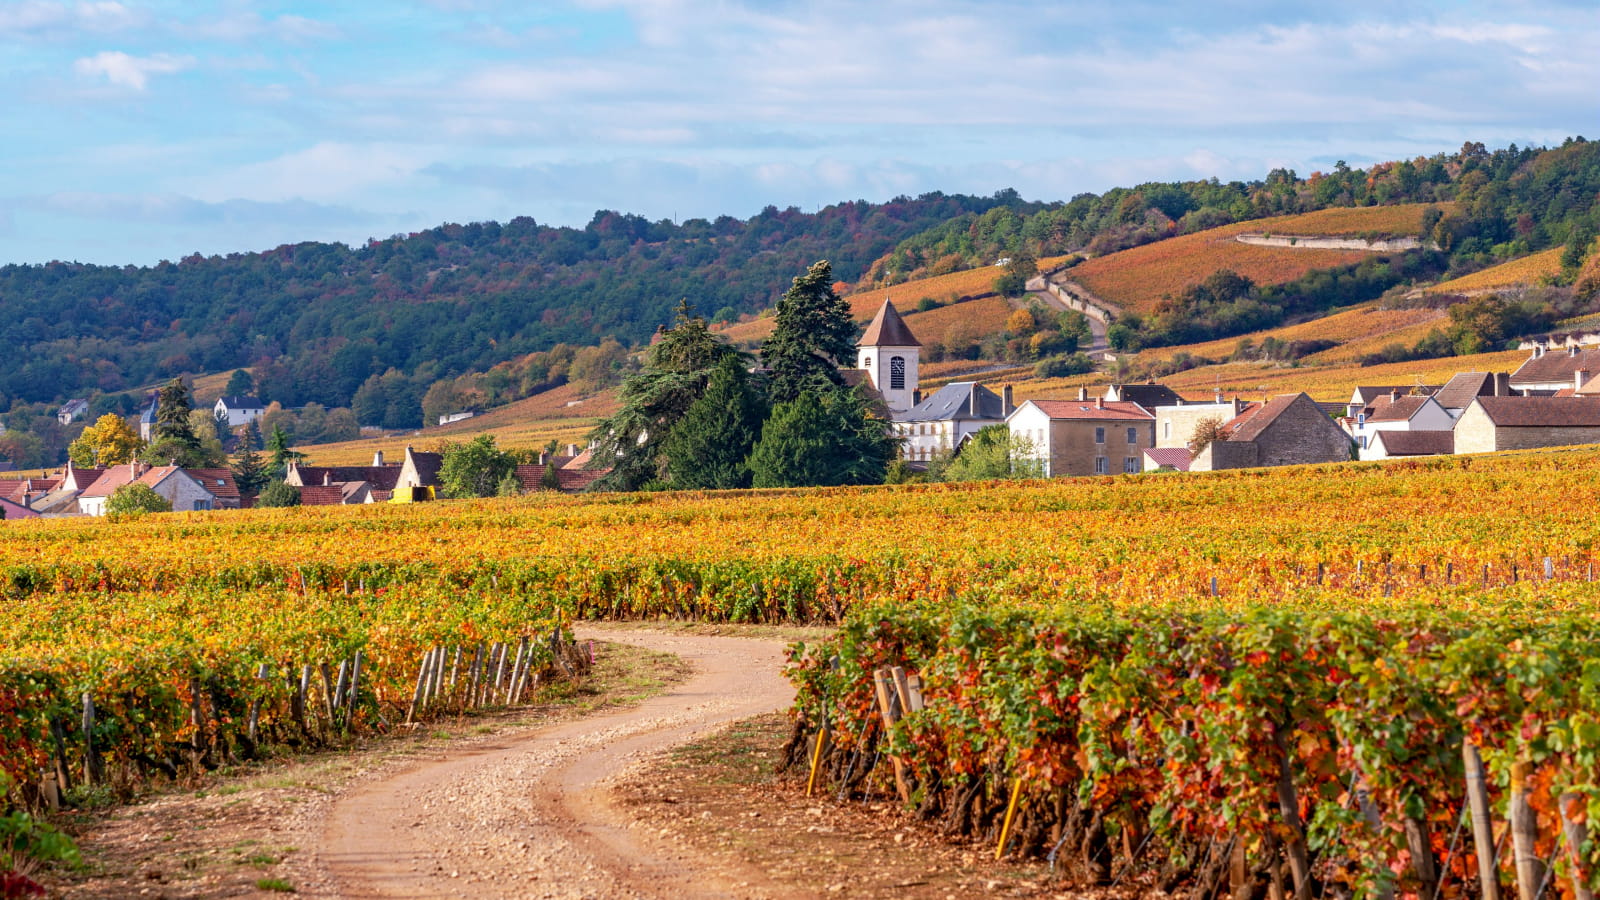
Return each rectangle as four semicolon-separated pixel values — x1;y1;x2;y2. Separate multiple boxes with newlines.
1253;397;1354;467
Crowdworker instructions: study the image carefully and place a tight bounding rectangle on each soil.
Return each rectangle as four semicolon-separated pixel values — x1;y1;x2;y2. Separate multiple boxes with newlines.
41;625;1133;900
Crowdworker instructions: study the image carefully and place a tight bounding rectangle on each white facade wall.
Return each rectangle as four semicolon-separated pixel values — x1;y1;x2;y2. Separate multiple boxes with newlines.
857;344;919;414
214;399;265;429
1005;404;1055;477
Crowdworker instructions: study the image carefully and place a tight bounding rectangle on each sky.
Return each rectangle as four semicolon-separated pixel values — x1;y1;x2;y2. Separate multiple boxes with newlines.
0;0;1595;266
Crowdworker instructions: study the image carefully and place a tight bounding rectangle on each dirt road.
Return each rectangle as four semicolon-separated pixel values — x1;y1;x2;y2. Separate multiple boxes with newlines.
314;629;795;899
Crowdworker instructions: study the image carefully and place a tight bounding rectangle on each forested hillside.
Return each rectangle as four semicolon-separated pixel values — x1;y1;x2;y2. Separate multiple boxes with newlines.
0;194;1027;414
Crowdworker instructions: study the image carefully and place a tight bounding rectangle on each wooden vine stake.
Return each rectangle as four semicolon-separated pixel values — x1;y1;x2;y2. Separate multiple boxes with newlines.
1510;760;1545;900
1561;792;1594;900
994;776;1023;860
1463;740;1502;900
871;668;911;804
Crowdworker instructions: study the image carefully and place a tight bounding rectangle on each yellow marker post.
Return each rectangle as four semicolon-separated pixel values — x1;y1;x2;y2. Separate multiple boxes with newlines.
995;776;1024;860
805;723;829;797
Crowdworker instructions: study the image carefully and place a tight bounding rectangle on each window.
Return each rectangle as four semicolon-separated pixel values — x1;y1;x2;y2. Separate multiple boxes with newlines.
1125;457;1140;473
1126;427;1138;445
889;356;906;390
194;499;212;511
1094;427;1105;444
1164;421;1171;439
1094;457;1108;475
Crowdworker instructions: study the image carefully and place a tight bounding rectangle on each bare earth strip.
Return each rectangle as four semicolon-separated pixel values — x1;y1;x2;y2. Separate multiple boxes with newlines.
311;628;796;900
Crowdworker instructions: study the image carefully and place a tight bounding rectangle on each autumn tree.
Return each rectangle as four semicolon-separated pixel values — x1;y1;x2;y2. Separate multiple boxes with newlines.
68;414;143;467
1188;416;1226;459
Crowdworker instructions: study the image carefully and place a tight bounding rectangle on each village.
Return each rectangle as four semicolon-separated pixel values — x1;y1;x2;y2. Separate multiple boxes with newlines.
3;298;1599;519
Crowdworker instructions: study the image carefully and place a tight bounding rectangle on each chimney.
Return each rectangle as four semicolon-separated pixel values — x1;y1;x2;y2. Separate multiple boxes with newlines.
1214;387;1223;404
1232;398;1243;415
1535;344;1545;358
968;383;979;417
538;451;548;465
1077;387;1088;402
1002;385;1014;417
1390;389;1400;402
566;443;579;456
1571;345;1582;358
1096;397;1105;410
1494;372;1511;397
1579;370;1591;392
912;389;923;406
372;450;384;467
323;471;332;486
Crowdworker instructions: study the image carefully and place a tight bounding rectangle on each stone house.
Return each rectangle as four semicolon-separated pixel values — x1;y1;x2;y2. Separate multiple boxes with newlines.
1191;393;1354;471
1343;392;1454;460
1454;397;1600;454
1006;390;1155;477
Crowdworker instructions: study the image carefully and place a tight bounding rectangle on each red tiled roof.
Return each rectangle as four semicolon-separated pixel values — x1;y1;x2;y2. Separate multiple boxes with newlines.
1143;448;1193;471
1028;399;1154;421
186;468;240;501
297;485;346;506
562;447;595;470
1470;396;1600;428
1365;395;1433;423
82;465;139;498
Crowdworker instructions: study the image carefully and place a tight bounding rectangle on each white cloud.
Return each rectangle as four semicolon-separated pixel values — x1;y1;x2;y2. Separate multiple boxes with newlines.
178;12;342;43
73;51;193;90
177;142;429;205
0;1;140;35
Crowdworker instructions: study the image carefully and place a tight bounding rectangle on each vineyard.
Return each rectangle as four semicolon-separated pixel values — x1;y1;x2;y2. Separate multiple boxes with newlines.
1067;204;1446;314
10;447;1600;893
1425;248;1567;296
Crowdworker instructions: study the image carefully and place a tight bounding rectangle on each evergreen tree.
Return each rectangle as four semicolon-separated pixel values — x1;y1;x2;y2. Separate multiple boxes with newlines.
748;387;896;488
231;426;269;494
266;424;305;477
588;301;740;491
496;469;524;497
151;378;201;456
540;460;561;491
760;260;858;404
663;356;767;489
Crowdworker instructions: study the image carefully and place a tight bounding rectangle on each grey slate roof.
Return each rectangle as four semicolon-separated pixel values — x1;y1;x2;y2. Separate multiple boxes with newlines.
1433;372;1499;410
1106;383;1183;408
899;382;1005;423
1372;430;1455;456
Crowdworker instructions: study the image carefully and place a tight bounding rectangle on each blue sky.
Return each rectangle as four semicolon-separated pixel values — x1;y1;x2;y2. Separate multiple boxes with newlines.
1;0;1595;265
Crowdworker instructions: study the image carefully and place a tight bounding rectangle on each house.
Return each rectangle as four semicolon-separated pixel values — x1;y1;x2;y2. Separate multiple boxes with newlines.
1151;393;1251;449
79;464;238;515
509;463;608;494
0;477;60;509
213;396;266;429
285;454;403;496
393;446;443;502
1366;430;1454;461
1005;389;1155;477
1191;393;1354;471
0;497;40;520
1104;383;1184;409
57;399;89;425
893;382;1013;462
1142;447;1194;472
1343;391;1454;460
856;300;921;415
1433;371;1511;418
1454;397;1600;454
1345;385;1438;418
1508;345;1600;395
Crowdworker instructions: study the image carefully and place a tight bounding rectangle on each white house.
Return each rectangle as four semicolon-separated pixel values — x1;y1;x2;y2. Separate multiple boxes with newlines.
56;399;89;425
1343;391;1454;460
79;463;238;515
214;395;266;429
893;382;1013;462
856;300;920;415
